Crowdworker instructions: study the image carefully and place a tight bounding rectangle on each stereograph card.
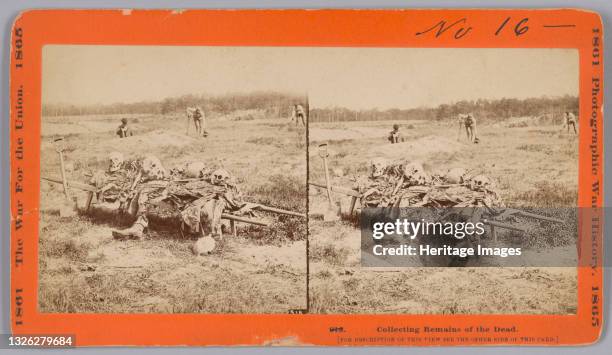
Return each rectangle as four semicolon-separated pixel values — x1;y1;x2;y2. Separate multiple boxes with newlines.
9;9;604;347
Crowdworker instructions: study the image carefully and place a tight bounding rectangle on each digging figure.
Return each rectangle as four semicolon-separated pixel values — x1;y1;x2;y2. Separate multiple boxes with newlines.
458;113;477;143
186;106;208;137
291;104;306;126
564;111;577;134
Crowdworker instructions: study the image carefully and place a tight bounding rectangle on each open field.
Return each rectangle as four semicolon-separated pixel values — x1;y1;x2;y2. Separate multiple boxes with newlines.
308;119;579;314
39;111;307;313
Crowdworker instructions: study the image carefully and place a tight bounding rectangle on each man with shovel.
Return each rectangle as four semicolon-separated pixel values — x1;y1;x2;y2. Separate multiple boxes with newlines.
464;113;477;143
564;111;578;134
293;104;306;126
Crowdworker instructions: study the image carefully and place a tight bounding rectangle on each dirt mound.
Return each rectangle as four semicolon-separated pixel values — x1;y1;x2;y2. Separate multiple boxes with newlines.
223;109;267;121
372;135;462;160
105;130;200;150
310;127;389;142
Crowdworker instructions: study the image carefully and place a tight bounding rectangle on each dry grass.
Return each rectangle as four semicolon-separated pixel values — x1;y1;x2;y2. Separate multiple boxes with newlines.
513;181;577;208
309;243;350;265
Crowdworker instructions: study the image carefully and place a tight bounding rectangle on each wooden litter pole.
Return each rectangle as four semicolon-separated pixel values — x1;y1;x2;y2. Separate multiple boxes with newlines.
254;205;306;218
512;210;564;224
221;213;269;227
484;219;525;233
42;176;98;192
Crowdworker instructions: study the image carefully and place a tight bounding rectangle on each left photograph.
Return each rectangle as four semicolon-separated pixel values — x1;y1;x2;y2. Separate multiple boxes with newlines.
39;46;308;313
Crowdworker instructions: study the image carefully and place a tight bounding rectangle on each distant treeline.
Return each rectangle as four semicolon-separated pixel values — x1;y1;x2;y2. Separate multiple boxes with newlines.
42;91;307;117
309;96;579;123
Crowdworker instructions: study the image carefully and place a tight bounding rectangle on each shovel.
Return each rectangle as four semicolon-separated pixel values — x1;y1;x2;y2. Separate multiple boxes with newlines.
318;143;340;221
54;137;77;218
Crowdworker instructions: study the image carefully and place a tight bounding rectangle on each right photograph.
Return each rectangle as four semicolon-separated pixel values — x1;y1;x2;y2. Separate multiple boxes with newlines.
307;48;579;315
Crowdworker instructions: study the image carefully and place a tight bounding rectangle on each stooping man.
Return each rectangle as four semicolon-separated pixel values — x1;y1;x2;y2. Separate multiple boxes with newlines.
291;104;306;126
185;106;208;137
458;113;477;143
564;111;578;134
192;106;208;137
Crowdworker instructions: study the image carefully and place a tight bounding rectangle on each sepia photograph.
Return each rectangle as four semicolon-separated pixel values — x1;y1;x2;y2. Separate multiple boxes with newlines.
8;7;604;347
38;46;308;313
306;48;579;314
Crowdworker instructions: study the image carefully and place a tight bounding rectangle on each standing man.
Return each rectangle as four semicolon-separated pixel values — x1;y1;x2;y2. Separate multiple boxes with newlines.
564;111;578;134
116;118;133;138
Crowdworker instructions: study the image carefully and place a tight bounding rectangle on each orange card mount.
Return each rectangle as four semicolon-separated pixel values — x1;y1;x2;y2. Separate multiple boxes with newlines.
10;9;603;346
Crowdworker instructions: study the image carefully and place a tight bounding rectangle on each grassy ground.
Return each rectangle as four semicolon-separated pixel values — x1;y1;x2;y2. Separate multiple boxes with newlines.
39;111;307;313
308;119;579;314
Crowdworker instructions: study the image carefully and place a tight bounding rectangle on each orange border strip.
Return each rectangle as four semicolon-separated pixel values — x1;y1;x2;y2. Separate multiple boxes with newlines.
9;9;603;346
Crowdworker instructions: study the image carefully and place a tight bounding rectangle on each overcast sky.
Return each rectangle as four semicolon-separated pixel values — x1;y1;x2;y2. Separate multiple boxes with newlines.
42;46;578;110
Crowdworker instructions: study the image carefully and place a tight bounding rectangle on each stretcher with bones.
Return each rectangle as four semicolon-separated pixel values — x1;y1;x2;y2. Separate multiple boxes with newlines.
43;174;305;236
309;181;563;239
309;144;564;243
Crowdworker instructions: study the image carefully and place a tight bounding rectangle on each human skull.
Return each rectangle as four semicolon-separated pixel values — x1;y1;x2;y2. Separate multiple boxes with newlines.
470;174;492;191
211;168;231;186
402;162;423;178
445;167;468;184
141;155;167;181
403;162;429;185
169;165;184;178
410;169;431;185
370;158;389;178
108;152;124;172
184;161;207;178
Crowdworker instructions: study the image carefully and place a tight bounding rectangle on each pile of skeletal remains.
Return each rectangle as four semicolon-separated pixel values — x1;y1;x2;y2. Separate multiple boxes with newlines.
86;157;265;235
44;154;305;238
353;158;504;209
309;157;565;242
